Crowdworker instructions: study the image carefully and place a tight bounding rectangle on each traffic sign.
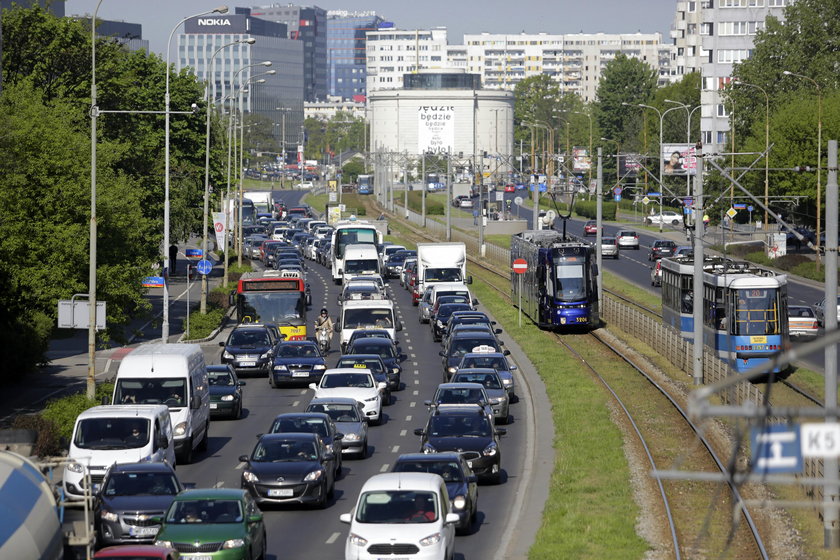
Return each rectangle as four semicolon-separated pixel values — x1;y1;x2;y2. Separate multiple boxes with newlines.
612;186;622;195
683;197;693;207
143;276;165;288
733;203;747;210
747;205;754;212
614;194;621;202
642;197;650;205
513;196;523;206
196;259;213;275
647;192;661;197
750;424;802;474
185;249;202;258
726;207;738;219
512;258;527;274
801;423;840;458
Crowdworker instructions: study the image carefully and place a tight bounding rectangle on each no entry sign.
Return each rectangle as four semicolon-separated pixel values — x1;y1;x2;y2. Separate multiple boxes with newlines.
513;258;527;274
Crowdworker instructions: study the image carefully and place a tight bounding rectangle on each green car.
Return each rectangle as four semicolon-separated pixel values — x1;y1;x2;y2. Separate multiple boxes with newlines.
154;488;267;560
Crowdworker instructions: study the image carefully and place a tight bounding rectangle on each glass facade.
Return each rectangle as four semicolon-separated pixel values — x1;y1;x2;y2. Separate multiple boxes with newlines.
403;73;481;90
327;13;383;100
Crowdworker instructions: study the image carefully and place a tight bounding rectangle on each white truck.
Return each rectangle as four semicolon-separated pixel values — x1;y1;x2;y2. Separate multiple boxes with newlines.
243;190;273;218
330;220;384;284
414;242;471;303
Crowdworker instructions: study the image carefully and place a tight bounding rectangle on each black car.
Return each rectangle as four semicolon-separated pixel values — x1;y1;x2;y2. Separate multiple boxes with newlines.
268;412;343;478
335;354;393;405
346;337;404;391
219;324;278;377
432;303;474;342
442;313;499;343
345;328;398;349
270;340;327;387
239;433;336;508
207;364;246;420
440;332;507;380
414;407;505;484
648;239;677;261
94;462;184;546
391;452;478;534
384;250;417;279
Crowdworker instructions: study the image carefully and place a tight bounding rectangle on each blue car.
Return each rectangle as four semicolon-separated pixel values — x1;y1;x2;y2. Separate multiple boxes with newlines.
270;340;327;387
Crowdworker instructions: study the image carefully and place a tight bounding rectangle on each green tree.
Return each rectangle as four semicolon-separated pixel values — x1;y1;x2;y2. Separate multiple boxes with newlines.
595;54;658;153
342;159;365;183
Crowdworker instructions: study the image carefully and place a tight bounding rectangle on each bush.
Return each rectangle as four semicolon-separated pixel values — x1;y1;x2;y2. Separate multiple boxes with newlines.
574;200;617;221
12;414;61;458
30;383;115;457
0;310;52;381
186;307;227;340
209;285;233;309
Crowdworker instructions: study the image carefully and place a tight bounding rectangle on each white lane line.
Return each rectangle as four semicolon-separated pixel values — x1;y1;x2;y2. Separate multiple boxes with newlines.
235;462;246;470
400;429;407;437
213;481;225;488
409;401;416;408
392;445;400;453
325;532;341;545
405;415;412;422
413;370;419;375
411;354;416;358
380;463;390;472
414;379;420;385
408;346;414;351
292;400;299;407
300;389;308;395
413;361;419;366
413;390;419;396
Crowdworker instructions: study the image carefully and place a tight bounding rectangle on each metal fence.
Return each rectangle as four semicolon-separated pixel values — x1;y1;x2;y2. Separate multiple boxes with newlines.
403;208;511;268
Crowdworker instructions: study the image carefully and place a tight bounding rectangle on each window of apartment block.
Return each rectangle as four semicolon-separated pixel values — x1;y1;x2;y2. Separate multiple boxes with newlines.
769;0;785;5
717;131;728;144
688;0;697;11
700;23;713;35
702;131;712;145
717;103;729;117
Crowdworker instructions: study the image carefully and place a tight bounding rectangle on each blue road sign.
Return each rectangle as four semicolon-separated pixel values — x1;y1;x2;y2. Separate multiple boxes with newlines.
613;186;622;195
733;203;747;210
613;194;622;202
750;424;802;474
683;197;693;207
748;205;754;212
196;259;213;275
142;276;165;288
647;192;661;197
185;248;202;258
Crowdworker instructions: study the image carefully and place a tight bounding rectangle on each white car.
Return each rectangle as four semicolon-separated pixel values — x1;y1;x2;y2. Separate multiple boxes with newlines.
814;296;840;326
616;230;640;250
644;210;682;226
310;369;385;425
297;181;314;189
340;472;459;560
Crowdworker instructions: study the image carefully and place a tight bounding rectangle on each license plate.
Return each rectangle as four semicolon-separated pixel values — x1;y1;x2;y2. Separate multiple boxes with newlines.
128;526;158;537
292;371;309;377
183;556;212;560
268;488;294;497
210;403;218;409
239;361;256;367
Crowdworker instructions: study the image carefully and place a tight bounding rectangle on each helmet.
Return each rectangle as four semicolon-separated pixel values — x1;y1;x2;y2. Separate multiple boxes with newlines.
320;308;328;315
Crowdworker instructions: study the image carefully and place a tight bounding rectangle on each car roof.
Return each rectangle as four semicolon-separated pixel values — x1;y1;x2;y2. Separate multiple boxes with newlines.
462;351;506;359
338;354;385;364
308;396;362;406
323;367;374;376
173;488;246;501
359;472;444;493
258;432;319;442
349;337;392;346
108;462;177;474
437;382;485;390
395;452;463;463
273;412;330;421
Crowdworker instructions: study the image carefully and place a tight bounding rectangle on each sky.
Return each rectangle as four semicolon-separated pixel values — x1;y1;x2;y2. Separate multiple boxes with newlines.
66;0;678;59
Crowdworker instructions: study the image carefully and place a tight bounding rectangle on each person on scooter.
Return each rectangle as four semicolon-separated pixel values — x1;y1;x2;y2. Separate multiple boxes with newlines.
315;308;333;352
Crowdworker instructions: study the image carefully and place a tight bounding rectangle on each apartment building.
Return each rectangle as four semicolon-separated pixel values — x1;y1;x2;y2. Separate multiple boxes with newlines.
365;28;450;93
326;10;384;100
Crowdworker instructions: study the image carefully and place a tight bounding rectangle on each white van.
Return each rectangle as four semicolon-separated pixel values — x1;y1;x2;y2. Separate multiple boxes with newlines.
429;282;477;309
111;343;210;464
337;299;403;353
63;405;174;501
342;243;381;283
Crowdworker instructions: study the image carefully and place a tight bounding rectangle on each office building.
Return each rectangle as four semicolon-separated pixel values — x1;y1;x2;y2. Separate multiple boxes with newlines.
326;10;384;100
178;11;304;158
670;0;790;153
365;28;451;94
249;4;327;102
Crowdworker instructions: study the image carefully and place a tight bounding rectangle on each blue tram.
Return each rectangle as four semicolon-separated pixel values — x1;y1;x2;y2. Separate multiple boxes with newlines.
660;256;789;373
510;230;600;329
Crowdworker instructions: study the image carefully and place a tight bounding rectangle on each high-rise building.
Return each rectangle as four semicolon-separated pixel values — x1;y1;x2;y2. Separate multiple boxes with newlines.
248;4;327;102
365;28;450;94
74;18;149;53
178;11;304;157
326;10;384;100
670;0;790;153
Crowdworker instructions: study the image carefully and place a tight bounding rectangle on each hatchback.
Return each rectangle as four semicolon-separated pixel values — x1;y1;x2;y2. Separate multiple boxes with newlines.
583;220;598;236
788;305;819;340
600;237;619;259
649;239;677;261
616;230;640;250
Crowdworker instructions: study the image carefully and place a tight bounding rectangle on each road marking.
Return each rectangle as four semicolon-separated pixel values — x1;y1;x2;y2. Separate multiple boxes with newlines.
405;415;412;422
413;390;419;396
391;445;400;453
380;463;390;472
413;369;419;375
411;354;416;359
408;346;413;351
413;361;419;366
414;379;420;385
400;429;407;436
326;532;341;545
213;481;225;488
300;389;307;394
292;400;299;407
235;462;246;470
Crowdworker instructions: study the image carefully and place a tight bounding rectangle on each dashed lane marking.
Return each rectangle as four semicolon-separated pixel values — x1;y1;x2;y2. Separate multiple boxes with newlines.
235;462;246;470
325;532;341;545
400;429;407;436
413;390;419;395
409;401;416;407
391;445;400;453
292;401;299;407
380;463;390;472
405;415;412;422
213;481;225;488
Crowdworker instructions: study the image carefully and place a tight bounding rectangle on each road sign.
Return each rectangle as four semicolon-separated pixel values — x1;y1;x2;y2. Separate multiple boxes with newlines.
185;249;202;258
642;196;650;205
683;197;693;207
512;258;527;274
196;259;213;275
58;299;106;330
726;207;738;219
733;203;747;210
613;186;622;195
514;196;523;206
614;194;621;202
747;205;754;212
750;424;802;474
801;423;840;458
647;192;661;197
142;276;165;288
495;192;504;202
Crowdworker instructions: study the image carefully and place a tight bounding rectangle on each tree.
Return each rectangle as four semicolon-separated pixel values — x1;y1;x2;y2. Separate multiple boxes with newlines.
595;54;658;153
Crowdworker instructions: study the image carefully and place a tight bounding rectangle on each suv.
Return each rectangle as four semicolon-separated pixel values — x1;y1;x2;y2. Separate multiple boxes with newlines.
219;324;278;377
616;230;640;250
649;239;677;260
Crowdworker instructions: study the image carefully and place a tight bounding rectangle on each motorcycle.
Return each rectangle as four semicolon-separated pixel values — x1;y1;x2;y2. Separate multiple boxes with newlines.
317;326;331;355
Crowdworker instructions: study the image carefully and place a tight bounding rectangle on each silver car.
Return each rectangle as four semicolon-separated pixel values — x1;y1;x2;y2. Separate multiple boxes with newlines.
418;286;434;324
814;296;840;326
305;397;369;459
450;368;510;424
600;236;619;259
457;351;516;400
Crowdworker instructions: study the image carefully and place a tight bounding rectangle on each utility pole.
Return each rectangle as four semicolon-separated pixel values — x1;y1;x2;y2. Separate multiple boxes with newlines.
692;150;704;385
446;151;452;241
823;139;838;548
596;148;603;306
421;152;426;226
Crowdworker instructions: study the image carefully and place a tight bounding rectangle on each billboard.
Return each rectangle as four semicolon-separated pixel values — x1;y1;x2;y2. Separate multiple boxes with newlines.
417;105;455;155
184;15;250;34
572;148;591;172
618;153;643;178
662;144;697;176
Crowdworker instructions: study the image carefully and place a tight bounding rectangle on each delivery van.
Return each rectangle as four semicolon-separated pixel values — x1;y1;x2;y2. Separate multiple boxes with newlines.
63;404;174;501
337;299;403;353
111;343;210;464
341;243;381;283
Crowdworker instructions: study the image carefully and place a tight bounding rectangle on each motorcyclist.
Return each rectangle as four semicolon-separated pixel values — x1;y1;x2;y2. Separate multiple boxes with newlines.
315;308;333;352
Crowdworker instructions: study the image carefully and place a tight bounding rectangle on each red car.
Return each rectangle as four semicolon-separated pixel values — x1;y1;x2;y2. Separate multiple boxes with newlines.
583;221;599;236
504;184;515;193
94;545;179;560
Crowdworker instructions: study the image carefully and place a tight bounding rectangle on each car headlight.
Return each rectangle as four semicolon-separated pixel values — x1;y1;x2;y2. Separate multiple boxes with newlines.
343;432;360;441
422;443;436;454
482;442;498;457
364;395;379;403
222;351;234;360
260;351;272;360
303;469;324;482
313;364;326;371
66;462;84;474
242;471;259;483
436;320;443;328
222;538;246;549
490;397;504;404
502;378;513;387
419;532;442;546
447;367;457;374
154;540;173;548
452;495;466;510
391;367;400;374
273;365;288;371
221;395;235;402
348;533;368;547
100;510;119;522
173;422;187;437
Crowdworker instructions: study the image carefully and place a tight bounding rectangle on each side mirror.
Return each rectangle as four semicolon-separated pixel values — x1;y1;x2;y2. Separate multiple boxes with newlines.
238;381;246;386
423;400;432;407
439;351;445;357
101;395;110;405
466;474;478;483
413;428;425;436
219;341;225;347
503;350;511;356
510;364;518;371
396;321;403;332
335;433;344;440
150;516;163;524
334;323;340;332
339;513;352;524
472;298;478;306
445;512;461;525
494;329;503;335
466;276;473;285
238;454;249;462
228;293;235;306
308;383;317;391
248;514;263;524
496;428;507;436
157;436;169;449
377;382;387;390
338;268;343;275
191;395;201;409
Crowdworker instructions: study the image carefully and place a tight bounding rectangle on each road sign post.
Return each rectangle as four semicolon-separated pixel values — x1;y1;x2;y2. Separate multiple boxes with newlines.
513;258;527;327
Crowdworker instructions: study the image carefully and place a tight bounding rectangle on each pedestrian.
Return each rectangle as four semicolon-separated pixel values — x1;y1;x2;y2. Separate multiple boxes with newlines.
473;209;479;226
169;244;179;276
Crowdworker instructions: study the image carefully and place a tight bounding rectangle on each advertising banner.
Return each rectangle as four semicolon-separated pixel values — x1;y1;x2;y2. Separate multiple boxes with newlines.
417;105;455;155
662;144;697;175
572;148;591;172
212;212;226;251
618;153;643;178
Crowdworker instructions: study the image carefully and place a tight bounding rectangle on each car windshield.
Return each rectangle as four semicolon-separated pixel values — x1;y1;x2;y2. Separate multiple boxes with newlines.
448;339;497;358
321;373;373;388
790;307;815;318
343;309;394;329
338;359;384;373
277;344;319;358
429;414;492;437
437;304;472;319
345;259;379;275
113;378;186;408
461;356;506;370
307;403;361;422
356;490;438;524
229;329;272;347
349;343;396;358
271;417;329;437
452;373;502;389
208;370;235;386
251;439;318;462
103;472;179;496
393;461;463;482
436;387;485;405
167;499;243;524
424;268;463;283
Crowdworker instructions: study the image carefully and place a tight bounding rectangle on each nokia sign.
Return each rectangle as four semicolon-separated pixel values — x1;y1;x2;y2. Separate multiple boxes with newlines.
197;18;232;26
184;14;249;34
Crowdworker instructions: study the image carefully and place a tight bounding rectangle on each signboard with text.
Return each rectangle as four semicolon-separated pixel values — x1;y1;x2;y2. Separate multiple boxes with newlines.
662;144;697;176
417;105;454;155
572;148;591;172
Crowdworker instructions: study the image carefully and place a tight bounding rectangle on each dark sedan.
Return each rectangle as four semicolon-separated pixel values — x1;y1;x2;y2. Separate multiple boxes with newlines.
440;332;507;381
346;337;404;391
384;249;417;279
94;462;184;546
239;433;336;508
207;364;245;419
648;239;677;261
219;324;277;377
432;303;474;342
270;340;326;387
392;452;478;534
268;412;343;478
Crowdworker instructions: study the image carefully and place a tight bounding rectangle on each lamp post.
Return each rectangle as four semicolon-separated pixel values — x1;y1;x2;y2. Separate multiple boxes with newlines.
201;38;255;314
572;110;593;191
783;70;822;266
275;107;293;189
732;81;770;230
162;5;228;343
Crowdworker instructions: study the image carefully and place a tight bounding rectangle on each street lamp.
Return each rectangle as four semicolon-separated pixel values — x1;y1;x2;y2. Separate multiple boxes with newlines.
572;111;593;191
783;70;822;266
162;5;228;343
275;107;293;189
732;81;770;230
201;38;255;314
